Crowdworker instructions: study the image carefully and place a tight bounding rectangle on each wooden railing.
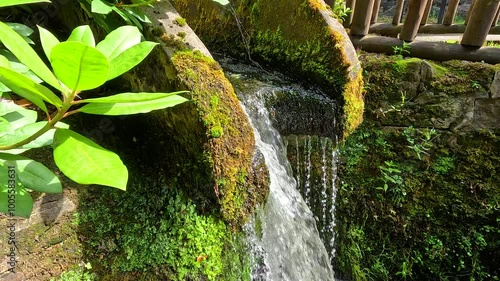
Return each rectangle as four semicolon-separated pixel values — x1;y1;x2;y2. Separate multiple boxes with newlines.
338;0;500;63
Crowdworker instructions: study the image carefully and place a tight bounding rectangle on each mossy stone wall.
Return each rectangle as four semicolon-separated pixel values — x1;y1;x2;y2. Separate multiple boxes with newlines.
335;54;500;280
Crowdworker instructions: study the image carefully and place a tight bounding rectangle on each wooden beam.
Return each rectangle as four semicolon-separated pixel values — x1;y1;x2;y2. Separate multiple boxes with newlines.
350;34;500;64
393;0;405;25
324;0;336;7
465;0;476;26
443;0;460;26
492;6;500;27
350;0;375;36
437;0;447;23
461;0;500;47
344;0;356;28
371;0;382;24
421;0;433;25
400;0;429;41
370;22;500;36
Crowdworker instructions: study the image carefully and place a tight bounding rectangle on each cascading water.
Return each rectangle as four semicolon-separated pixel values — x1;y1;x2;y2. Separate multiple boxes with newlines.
221;59;341;280
240;88;334;281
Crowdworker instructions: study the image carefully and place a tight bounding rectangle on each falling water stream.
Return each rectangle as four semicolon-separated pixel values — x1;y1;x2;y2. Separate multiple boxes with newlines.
221;59;340;281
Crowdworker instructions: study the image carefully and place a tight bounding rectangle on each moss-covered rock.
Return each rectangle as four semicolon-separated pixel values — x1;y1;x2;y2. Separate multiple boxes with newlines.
171;0;364;139
335;53;500;280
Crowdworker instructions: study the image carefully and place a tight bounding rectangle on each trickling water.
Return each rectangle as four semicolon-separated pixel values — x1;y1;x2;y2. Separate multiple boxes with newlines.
220;58;341;280
304;136;312;205
240;89;335;281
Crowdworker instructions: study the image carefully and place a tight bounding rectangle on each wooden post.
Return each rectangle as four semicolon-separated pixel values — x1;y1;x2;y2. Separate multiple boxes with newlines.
343;0;356;28
371;0;382;24
492;6;500;27
350;0;375;36
443;0;459;26
465;0;477;26
400;0;429;41
461;0;500;46
437;0;447;23
420;0;433;25
393;0;405;25
325;0;336;7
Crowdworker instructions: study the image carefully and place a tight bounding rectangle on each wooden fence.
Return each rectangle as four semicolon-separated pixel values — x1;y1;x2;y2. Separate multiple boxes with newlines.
337;0;500;63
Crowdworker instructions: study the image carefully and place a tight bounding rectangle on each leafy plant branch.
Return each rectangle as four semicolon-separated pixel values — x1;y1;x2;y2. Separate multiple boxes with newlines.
0;1;188;217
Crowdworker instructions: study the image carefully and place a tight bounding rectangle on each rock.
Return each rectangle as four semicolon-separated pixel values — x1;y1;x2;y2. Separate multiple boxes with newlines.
489;70;500;98
473;98;500;129
16;194;76;232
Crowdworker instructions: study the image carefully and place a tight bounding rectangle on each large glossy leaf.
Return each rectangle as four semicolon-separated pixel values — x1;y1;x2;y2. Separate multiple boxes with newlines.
0;103;37;130
107;41;157;80
91;0;113;14
0;67;62;109
126;8;152;23
0;153;62;193
96;26;141;60
0;21;61;90
0;56;9;69
0;121;47;147
80;92;188;115
38;25;60;60
50;42;109;91
0;183;33;218
0;117;12;137
5;23;33;37
67;25;95;47
53;129;128;190
0;0;50;8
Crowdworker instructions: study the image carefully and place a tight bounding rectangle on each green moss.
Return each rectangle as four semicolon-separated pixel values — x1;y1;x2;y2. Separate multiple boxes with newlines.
174;17;187;26
392;57;422;73
336;124;500;280
77;176;239;281
172;50;269;227
170;0;364;139
177;31;187;39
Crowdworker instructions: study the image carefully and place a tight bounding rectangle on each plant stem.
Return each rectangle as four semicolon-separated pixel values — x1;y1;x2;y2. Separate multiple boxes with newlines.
0;91;75;151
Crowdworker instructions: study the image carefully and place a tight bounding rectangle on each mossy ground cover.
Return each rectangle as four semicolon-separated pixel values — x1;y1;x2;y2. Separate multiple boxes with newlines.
335;54;500;280
75;172;251;281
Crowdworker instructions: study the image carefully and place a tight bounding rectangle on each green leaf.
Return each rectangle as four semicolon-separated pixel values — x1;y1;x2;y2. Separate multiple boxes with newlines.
91;0;113;14
17;122;70;150
111;6;136;27
0;121;47;147
50;41;109;91
67;25;96;47
126;7;152;23
122;8;144;28
96;26;141;60
0;67;62;109
0;21;61;90
0;117;13;137
5;23;33;37
80;92;188;115
0;102;37;130
38;25;60;60
0;55;10;68
0;0;50;8
211;0;229;5
0;183;33;218
0;153;62;193
107;41;157;80
53;129;128;190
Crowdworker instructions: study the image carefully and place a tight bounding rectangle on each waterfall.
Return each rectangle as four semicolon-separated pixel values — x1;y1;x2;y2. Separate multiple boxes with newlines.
220;58;341;280
239;89;335;281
